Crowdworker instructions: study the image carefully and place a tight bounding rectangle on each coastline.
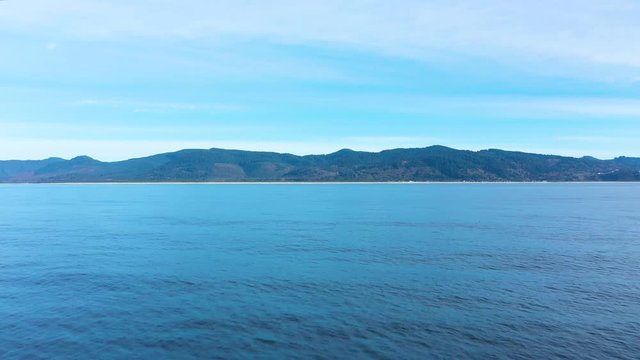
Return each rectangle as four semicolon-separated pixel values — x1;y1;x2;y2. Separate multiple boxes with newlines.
2;181;640;185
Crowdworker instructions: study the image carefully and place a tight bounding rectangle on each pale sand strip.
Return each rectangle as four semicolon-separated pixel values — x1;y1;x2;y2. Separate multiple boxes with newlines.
4;181;640;185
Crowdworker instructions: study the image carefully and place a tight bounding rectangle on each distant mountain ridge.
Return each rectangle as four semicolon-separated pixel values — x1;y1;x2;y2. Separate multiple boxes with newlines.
1;146;639;182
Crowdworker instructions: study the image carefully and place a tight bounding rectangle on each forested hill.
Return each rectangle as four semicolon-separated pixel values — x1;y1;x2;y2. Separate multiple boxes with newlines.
1;146;639;183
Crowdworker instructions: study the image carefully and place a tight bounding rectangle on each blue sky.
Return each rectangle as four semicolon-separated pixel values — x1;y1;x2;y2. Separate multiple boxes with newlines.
1;0;640;160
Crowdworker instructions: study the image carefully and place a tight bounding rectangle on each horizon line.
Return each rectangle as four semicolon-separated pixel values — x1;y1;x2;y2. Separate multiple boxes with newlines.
0;144;636;163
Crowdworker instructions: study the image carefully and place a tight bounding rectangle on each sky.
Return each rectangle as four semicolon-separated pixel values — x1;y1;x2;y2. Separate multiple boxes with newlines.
1;0;640;161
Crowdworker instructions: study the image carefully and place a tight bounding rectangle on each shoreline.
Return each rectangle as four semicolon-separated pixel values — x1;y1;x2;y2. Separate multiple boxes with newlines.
2;181;640;185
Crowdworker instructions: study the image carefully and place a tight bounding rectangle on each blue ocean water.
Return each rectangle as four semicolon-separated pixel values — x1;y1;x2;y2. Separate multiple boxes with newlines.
1;184;639;359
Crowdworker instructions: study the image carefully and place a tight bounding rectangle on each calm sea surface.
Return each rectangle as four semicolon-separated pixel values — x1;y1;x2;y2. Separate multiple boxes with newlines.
1;184;639;359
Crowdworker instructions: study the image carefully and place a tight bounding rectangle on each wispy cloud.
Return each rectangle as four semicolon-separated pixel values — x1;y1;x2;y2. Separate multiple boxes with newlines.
72;99;245;113
2;1;640;161
343;136;442;147
515;98;640;117
301;95;640;119
455;97;640;118
555;136;622;143
2;0;640;79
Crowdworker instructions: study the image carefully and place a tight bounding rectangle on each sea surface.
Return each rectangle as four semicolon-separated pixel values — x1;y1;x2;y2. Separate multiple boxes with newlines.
1;184;639;359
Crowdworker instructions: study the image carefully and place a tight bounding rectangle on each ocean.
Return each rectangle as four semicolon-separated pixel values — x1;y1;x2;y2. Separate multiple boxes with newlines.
1;184;639;359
